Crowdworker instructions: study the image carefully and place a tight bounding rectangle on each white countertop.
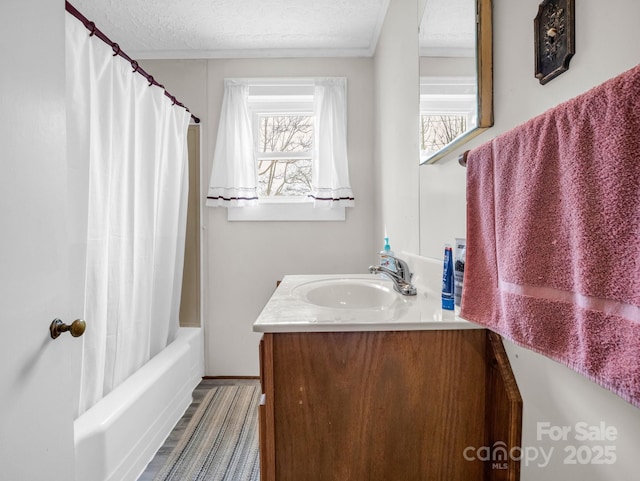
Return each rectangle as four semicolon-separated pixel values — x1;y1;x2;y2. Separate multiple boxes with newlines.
252;273;481;333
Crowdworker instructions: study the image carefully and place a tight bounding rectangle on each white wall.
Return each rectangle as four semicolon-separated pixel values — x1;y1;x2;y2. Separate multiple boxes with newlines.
419;55;475;77
373;0;420;255
142;58;376;376
418;0;640;479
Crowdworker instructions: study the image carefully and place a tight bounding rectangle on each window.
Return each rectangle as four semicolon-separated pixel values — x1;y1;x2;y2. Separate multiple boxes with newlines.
208;78;353;221
249;83;314;199
419;76;477;162
256;116;313;197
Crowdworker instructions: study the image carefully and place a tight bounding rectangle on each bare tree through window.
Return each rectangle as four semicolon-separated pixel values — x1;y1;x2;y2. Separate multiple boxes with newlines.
420;114;468;154
257;115;313;197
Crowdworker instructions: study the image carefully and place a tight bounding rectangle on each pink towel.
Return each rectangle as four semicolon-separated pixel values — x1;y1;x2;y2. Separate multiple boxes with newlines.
461;64;640;408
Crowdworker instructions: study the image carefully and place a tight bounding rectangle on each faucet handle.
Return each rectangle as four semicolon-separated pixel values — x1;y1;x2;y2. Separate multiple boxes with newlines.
380;254;412;282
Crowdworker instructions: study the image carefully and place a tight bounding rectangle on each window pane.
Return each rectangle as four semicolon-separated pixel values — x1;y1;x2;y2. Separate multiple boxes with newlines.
258;158;312;197
258;115;313;153
420;114;469;154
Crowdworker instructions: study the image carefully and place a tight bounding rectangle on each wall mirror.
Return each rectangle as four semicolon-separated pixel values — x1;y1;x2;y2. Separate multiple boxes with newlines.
419;0;493;165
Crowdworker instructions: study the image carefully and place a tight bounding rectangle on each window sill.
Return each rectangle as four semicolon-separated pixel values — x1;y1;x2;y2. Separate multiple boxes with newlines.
227;200;345;222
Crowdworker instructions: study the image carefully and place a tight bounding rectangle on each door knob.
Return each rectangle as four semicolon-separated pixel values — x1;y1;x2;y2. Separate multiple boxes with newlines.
50;318;86;339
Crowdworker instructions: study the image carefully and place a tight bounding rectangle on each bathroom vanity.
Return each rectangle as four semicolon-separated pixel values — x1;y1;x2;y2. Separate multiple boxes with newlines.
254;274;522;481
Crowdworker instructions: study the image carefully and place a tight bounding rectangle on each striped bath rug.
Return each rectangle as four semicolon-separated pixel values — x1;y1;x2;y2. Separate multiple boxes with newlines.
153;385;260;481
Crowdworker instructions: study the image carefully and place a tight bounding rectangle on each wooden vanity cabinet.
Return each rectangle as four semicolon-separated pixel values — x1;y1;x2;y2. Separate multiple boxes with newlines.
258;329;521;481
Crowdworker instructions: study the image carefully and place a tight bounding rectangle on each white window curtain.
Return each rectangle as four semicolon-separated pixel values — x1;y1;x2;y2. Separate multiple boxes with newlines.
66;13;191;416
207;77;354;209
309;78;354;207
206;79;258;207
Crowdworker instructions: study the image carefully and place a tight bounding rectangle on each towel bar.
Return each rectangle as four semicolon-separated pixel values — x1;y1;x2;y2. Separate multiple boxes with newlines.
459;150;469;167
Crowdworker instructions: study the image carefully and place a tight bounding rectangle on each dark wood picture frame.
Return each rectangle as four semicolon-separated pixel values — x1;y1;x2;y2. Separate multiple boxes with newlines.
534;0;575;85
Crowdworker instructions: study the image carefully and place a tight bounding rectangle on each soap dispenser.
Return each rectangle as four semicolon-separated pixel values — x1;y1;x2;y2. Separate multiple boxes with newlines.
380;237;396;272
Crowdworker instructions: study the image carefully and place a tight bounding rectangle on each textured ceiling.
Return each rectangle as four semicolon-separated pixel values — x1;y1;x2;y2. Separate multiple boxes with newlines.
419;0;476;57
69;0;469;60
70;0;391;59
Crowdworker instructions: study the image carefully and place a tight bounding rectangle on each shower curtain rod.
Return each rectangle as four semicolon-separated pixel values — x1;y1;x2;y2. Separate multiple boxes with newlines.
65;1;200;124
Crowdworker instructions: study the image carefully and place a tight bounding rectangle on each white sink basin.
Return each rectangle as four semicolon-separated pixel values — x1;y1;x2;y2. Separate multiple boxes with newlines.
291;277;402;310
253;271;479;332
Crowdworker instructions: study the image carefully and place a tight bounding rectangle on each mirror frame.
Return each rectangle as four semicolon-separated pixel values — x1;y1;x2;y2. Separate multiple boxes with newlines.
420;0;493;165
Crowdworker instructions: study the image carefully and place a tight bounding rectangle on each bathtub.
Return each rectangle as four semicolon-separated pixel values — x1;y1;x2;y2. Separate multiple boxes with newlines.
74;327;204;481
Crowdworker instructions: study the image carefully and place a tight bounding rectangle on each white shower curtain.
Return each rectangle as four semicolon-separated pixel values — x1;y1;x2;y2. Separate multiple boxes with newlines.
66;14;191;416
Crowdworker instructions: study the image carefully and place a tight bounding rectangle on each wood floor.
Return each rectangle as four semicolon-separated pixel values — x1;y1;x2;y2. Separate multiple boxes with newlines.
136;378;260;481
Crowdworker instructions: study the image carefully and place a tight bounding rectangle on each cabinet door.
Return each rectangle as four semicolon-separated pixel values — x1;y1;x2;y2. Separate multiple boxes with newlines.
270;330;487;481
485;332;523;481
259;334;276;481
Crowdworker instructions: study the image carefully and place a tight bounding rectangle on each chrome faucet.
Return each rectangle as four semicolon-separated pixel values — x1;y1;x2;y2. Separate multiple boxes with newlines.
369;254;417;296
